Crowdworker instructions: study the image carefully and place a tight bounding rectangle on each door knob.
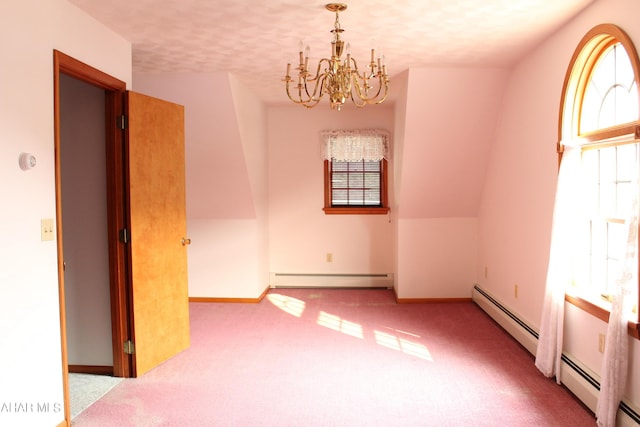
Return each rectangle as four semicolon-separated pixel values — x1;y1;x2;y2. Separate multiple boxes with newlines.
181;237;192;246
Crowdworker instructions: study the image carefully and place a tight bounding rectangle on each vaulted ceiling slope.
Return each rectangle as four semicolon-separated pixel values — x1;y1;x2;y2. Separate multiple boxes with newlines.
396;68;509;218
133;72;258;219
68;0;594;104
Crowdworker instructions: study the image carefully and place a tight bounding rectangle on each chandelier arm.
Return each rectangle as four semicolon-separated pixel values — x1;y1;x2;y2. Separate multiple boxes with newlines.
285;59;331;105
286;81;323;108
305;58;332;84
351;74;389;105
303;95;323;108
285;74;320;105
302;73;326;108
349;58;380;82
303;62;332;102
351;80;371;107
349;91;367;108
345;56;390;104
348;57;362;76
350;59;379;81
285;81;312;105
287;85;310;105
285;71;330;108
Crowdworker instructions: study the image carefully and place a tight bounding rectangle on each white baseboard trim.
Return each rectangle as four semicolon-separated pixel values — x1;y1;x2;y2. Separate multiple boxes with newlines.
269;272;394;289
472;284;640;426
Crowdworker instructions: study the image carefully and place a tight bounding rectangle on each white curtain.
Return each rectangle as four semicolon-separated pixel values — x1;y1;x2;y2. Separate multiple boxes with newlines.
596;175;638;427
535;143;636;426
320;129;390;162
535;145;583;383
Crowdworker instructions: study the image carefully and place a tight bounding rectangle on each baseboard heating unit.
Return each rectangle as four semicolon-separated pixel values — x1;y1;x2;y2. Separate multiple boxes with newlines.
270;272;393;289
472;284;640;426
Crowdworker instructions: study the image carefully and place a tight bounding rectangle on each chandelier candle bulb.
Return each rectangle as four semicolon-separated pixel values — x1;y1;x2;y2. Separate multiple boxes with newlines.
304;47;309;70
298;41;304;66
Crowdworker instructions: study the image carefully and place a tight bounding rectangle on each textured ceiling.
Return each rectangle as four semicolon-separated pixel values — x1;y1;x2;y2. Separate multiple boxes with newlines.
68;0;594;105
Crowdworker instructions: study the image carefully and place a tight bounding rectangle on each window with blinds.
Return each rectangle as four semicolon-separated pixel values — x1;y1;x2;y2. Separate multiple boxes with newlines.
323;158;389;214
330;159;382;206
321;128;390;215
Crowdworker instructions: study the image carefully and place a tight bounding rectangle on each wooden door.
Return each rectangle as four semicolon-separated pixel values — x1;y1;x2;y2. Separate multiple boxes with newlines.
126;91;190;377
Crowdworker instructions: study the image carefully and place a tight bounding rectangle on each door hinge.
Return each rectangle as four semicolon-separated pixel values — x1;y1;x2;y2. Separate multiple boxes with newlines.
124;340;135;355
119;228;129;244
118;115;128;130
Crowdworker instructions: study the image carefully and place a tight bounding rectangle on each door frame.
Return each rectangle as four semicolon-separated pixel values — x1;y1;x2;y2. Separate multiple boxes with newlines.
54;50;132;423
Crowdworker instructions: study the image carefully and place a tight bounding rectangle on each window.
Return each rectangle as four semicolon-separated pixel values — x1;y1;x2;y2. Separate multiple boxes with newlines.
559;24;640;334
581;144;638;301
324;158;389;214
321;129;390;215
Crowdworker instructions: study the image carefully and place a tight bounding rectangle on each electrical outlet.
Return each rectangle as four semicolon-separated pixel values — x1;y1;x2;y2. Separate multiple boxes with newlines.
598;333;606;353
514;284;518;299
326;253;333;263
41;218;54;241
484;266;488;278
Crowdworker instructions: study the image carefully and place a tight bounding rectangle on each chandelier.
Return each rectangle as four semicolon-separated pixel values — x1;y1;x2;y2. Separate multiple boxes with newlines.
283;3;389;111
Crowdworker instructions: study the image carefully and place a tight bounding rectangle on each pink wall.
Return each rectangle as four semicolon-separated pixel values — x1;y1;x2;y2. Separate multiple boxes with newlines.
477;0;640;405
133;72;269;298
268;106;395;277
397;218;478;298
0;1;132;425
394;67;507;298
398;68;508;218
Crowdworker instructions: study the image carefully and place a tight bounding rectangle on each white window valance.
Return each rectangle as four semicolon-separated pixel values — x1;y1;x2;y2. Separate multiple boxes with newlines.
320;129;390;162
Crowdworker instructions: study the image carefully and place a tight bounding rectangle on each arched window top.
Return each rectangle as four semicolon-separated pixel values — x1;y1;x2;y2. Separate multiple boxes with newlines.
581;43;637;133
559;24;640;148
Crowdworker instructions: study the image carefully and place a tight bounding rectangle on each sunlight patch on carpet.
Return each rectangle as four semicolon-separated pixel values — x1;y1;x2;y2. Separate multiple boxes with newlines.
374;330;433;361
317;311;364;338
266;293;306;317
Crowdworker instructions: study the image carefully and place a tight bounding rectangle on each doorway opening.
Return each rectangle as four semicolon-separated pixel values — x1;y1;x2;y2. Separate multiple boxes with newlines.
54;50;191;425
53;50;132;422
60;72;114;374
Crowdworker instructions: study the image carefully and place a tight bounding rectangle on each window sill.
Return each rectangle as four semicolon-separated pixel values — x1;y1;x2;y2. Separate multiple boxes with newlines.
323;207;390;215
565;294;640;340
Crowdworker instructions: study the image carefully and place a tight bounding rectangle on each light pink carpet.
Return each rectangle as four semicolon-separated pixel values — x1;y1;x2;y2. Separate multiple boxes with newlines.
72;288;595;426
